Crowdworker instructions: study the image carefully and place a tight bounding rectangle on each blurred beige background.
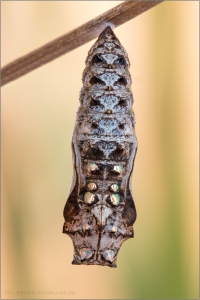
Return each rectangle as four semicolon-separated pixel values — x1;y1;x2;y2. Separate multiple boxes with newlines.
1;1;199;299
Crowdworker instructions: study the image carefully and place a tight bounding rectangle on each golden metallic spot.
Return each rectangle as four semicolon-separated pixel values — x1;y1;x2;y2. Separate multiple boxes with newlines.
103;64;109;68
87;144;97;152
104;86;113;91
82;223;90;231
104;109;112;115
111;226;117;233
112;165;122;174
79;248;93;260
87;182;97;191
84;192;95;204
110;194;120;206
110;183;119;192
87;163;99;173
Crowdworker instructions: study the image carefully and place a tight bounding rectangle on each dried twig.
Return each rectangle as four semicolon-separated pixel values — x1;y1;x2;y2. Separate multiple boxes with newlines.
1;0;164;86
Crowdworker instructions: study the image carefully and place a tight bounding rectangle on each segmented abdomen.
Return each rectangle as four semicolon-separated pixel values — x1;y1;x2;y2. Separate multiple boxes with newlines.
63;27;137;267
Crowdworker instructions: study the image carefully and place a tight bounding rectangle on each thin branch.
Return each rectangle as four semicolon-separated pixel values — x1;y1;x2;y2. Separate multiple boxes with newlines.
1;0;164;87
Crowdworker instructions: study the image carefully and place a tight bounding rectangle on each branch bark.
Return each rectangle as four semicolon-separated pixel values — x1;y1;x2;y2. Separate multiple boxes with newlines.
1;0;164;87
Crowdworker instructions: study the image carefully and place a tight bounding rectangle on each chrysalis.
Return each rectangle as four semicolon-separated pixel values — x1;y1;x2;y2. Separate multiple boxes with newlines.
63;27;137;267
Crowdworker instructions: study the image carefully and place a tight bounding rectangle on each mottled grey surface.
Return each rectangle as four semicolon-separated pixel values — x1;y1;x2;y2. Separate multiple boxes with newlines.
63;27;137;267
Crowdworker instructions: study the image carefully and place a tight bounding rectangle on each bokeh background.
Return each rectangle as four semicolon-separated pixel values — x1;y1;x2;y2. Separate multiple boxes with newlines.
1;1;199;299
